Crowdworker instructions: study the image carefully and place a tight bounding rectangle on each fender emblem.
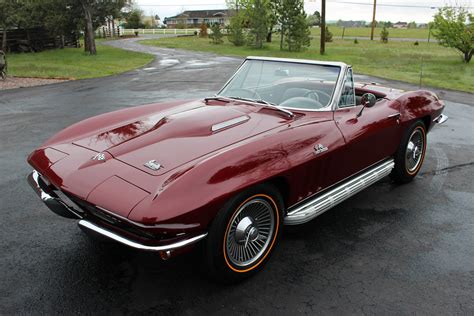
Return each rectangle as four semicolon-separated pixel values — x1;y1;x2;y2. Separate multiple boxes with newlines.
314;144;328;155
144;160;162;171
92;152;106;161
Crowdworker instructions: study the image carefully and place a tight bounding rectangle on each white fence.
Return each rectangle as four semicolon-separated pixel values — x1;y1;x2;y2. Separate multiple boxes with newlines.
121;28;201;36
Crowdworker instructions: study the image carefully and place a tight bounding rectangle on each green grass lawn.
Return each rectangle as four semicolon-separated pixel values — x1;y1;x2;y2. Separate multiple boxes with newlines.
141;36;473;93
7;42;153;79
311;26;431;39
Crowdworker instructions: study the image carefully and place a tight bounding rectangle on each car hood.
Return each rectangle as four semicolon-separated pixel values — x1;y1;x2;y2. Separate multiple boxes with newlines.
72;100;291;176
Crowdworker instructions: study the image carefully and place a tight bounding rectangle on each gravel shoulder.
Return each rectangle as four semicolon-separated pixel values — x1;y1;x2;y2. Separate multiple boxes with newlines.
0;77;68;90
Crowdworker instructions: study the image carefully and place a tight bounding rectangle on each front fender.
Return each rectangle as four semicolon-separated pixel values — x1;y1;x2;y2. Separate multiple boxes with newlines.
128;117;343;231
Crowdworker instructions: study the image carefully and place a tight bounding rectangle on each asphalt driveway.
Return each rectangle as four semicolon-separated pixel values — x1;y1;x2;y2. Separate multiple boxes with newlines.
1;37;473;315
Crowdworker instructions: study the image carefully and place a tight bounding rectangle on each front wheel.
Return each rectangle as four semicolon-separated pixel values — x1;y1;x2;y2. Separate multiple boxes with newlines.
204;184;284;283
391;120;427;183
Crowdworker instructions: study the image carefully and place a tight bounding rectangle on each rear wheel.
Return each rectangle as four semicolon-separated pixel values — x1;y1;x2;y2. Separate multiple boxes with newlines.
391;120;427;183
204;184;283;283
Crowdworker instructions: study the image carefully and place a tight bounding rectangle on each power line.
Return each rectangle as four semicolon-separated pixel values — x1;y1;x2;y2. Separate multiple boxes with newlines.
137;3;225;7
322;0;472;9
135;1;472;9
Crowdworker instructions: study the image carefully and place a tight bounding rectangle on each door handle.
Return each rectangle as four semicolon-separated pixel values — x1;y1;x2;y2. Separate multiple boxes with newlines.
388;112;401;119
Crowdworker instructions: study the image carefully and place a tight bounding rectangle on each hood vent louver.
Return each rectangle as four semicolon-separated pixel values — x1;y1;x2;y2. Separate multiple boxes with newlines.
211;115;250;133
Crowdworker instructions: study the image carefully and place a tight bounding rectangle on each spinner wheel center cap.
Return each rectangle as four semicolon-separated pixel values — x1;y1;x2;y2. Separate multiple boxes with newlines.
248;226;259;242
235;216;258;244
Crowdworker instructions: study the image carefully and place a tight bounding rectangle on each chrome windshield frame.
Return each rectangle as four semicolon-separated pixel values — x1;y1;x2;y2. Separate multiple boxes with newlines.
217;56;349;113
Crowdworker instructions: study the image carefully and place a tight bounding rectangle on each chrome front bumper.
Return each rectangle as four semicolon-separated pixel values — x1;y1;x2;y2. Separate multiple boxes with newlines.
78;220;207;251
27;170;82;219
27;170;207;252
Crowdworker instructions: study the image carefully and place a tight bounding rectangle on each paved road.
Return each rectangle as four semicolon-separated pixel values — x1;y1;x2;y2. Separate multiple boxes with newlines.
311;35;437;42
1;37;473;314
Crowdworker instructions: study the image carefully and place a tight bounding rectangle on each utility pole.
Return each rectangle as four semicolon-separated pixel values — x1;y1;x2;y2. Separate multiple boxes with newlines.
370;0;377;40
320;0;326;54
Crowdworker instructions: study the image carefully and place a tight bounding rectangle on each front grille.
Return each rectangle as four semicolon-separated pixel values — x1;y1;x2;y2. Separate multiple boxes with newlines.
64;192;159;240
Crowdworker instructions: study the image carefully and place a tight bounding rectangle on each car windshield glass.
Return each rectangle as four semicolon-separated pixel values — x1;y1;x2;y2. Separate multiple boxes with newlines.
218;59;341;110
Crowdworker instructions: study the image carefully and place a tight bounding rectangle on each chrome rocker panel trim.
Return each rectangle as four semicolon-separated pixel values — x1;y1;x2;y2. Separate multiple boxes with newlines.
78;220;208;252
434;114;448;125
27;170;83;219
284;159;395;225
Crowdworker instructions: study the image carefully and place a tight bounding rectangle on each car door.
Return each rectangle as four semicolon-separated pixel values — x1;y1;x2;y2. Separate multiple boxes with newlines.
333;68;402;180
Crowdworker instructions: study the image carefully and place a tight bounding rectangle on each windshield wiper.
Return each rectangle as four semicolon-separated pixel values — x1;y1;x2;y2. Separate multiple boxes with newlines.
226;96;294;118
204;96;231;103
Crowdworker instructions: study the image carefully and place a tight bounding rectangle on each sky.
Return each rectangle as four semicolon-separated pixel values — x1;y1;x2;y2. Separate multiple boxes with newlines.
136;0;473;23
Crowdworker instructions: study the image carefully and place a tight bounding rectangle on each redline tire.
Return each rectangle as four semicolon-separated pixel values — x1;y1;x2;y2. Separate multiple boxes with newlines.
204;183;284;283
391;120;427;183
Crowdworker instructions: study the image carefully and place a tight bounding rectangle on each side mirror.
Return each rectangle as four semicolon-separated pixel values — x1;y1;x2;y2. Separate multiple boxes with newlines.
357;93;377;117
361;93;376;107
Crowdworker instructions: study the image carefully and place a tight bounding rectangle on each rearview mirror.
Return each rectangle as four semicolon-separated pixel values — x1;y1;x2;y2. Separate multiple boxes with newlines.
275;69;289;77
357;93;377;117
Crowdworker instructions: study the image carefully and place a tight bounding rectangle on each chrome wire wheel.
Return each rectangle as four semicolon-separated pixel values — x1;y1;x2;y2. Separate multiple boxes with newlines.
225;197;276;267
405;128;425;173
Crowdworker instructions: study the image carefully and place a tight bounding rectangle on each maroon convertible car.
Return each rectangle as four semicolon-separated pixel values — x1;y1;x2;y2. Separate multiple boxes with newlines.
28;57;447;282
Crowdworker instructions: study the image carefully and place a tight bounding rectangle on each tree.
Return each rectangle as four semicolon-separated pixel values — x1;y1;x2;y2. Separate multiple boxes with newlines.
80;0;97;55
407;21;417;29
228;14;246;46
245;0;270;48
307;11;321;26
432;6;473;63
209;24;224;44
286;7;311;51
1;0;129;54
0;0;25;51
276;0;310;52
266;1;278;42
125;8;145;29
380;26;389;43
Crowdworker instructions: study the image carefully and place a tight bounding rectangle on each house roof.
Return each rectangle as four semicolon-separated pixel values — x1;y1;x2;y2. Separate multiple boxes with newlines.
167;10;230;19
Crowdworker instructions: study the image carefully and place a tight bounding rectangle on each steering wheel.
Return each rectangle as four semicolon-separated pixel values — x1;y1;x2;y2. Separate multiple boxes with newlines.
229;88;262;100
304;90;332;106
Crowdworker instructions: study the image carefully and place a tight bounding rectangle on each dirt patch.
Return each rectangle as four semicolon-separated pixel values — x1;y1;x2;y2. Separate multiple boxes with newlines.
0;77;68;91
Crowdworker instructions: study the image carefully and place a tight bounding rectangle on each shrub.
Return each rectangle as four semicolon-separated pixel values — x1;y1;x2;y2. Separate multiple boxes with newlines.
354;38;359;44
414;41;419;46
325;26;333;42
380;27;389;43
199;22;208;37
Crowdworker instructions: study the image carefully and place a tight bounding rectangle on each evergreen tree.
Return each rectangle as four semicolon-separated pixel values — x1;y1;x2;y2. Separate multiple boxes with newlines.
277;0;310;52
209;24;224;44
246;0;269;48
228;14;246;46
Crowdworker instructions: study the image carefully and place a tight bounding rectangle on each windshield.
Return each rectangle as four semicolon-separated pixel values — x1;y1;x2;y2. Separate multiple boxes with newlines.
219;59;341;110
